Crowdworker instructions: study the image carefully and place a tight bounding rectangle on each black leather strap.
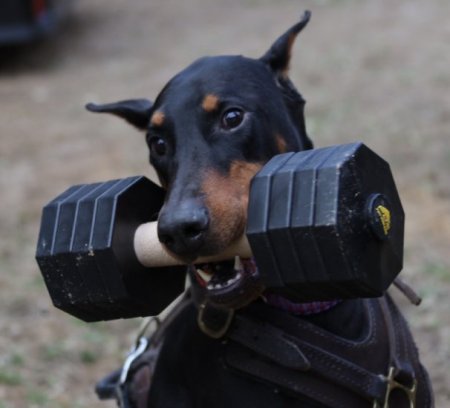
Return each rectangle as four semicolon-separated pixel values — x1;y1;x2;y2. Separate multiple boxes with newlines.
229;315;310;371
226;342;367;408
226;306;387;406
225;296;433;407
95;291;192;408
379;295;415;386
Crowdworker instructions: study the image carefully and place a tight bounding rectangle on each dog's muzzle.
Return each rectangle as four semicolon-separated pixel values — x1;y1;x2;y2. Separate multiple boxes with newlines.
157;201;209;261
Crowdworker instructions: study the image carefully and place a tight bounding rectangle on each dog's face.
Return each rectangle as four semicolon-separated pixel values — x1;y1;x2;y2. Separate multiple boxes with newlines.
87;11;312;308
147;54;312;259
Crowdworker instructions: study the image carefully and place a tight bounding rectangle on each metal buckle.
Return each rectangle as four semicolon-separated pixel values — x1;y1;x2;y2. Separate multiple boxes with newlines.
115;335;151;408
373;366;417;408
197;302;234;339
119;336;149;385
118;315;162;386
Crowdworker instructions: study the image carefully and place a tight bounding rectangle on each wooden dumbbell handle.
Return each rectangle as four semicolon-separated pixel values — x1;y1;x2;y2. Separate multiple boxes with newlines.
134;222;252;267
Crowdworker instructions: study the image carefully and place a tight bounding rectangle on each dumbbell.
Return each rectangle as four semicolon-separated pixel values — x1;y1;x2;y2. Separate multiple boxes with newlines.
36;142;404;322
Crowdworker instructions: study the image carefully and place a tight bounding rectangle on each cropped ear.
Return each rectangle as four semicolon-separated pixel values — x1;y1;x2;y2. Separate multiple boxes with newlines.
260;10;311;76
260;11;313;151
85;99;153;130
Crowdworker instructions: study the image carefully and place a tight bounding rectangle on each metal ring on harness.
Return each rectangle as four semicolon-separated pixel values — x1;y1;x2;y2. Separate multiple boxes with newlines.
197;302;234;339
373;366;417;408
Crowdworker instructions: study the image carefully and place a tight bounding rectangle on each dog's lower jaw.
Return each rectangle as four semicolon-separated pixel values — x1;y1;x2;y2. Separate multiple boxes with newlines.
191;257;265;310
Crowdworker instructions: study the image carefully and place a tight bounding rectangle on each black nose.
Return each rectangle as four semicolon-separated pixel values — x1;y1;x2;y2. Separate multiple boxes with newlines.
157;201;209;259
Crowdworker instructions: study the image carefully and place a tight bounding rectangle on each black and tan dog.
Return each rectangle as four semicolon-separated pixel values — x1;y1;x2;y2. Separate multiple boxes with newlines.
88;11;433;408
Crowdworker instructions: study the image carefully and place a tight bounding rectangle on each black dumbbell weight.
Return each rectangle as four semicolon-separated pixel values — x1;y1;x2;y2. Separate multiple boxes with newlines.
36;142;404;321
36;176;186;322
246;142;404;301
133;142;404;301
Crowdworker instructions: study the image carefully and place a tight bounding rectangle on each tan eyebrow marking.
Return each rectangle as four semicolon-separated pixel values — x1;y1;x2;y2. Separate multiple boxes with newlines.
202;94;220;112
150;111;165;127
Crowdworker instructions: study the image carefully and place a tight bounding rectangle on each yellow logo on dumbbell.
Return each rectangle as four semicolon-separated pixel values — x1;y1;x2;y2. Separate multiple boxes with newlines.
375;205;391;236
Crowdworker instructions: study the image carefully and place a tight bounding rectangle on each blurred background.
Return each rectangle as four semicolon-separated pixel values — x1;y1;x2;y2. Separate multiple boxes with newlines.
0;0;449;406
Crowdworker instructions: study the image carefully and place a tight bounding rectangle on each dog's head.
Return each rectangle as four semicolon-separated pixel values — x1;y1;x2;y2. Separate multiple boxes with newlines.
87;11;312;308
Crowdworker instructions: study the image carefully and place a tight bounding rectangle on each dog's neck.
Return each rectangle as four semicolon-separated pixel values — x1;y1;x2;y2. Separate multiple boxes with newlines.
262;295;366;341
302;298;367;340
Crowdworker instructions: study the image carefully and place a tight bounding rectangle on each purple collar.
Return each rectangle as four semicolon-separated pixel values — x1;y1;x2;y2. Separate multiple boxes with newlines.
263;293;341;316
239;257;341;316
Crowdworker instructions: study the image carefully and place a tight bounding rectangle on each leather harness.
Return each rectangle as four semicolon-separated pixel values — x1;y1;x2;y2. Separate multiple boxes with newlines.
96;290;433;408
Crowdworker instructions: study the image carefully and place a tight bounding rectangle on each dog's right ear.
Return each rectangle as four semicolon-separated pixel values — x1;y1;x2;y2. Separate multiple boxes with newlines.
85;99;153;130
260;10;311;77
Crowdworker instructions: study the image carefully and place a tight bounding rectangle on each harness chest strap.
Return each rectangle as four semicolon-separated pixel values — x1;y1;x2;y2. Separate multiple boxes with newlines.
224;297;430;407
225;314;386;407
377;295;433;408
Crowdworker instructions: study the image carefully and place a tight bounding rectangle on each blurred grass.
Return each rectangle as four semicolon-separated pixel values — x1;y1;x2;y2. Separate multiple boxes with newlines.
425;261;450;283
0;371;22;387
26;389;49;406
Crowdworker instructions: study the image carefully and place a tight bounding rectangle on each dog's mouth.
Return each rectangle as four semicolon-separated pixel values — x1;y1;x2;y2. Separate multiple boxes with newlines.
192;257;264;310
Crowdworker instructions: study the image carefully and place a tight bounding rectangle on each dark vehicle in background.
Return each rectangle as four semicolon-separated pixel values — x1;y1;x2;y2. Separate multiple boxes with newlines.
0;0;73;45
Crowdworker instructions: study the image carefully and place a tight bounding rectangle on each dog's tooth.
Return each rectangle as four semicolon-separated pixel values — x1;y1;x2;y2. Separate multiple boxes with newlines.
196;268;212;283
234;256;243;271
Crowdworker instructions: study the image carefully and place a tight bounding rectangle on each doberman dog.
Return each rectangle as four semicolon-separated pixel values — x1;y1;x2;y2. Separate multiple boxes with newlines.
88;11;433;408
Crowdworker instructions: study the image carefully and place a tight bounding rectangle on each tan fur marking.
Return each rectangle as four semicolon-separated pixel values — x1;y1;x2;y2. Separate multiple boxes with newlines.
276;134;288;153
202;94;220;112
202;161;263;251
151;111;165;127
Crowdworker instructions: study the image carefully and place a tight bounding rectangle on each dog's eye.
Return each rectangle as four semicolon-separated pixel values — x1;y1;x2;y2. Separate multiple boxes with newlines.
221;108;244;130
149;137;167;156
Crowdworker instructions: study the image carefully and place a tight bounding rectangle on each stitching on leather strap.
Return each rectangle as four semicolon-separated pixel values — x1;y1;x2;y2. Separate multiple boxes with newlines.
230;315;310;371
229;313;387;402
226;343;363;408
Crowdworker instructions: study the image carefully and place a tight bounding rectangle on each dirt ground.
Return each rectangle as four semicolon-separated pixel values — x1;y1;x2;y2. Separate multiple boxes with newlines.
0;0;449;406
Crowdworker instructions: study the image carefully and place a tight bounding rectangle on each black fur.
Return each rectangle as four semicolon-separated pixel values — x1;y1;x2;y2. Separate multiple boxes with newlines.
147;301;365;408
87;11;312;261
87;12;431;407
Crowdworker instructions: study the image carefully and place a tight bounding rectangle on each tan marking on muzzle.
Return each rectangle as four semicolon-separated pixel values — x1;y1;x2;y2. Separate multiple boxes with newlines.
201;161;263;252
150;111;165;127
202;94;220;113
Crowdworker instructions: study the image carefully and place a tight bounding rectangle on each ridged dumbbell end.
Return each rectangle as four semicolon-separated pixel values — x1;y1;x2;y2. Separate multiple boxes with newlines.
36;176;186;321
246;142;404;301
